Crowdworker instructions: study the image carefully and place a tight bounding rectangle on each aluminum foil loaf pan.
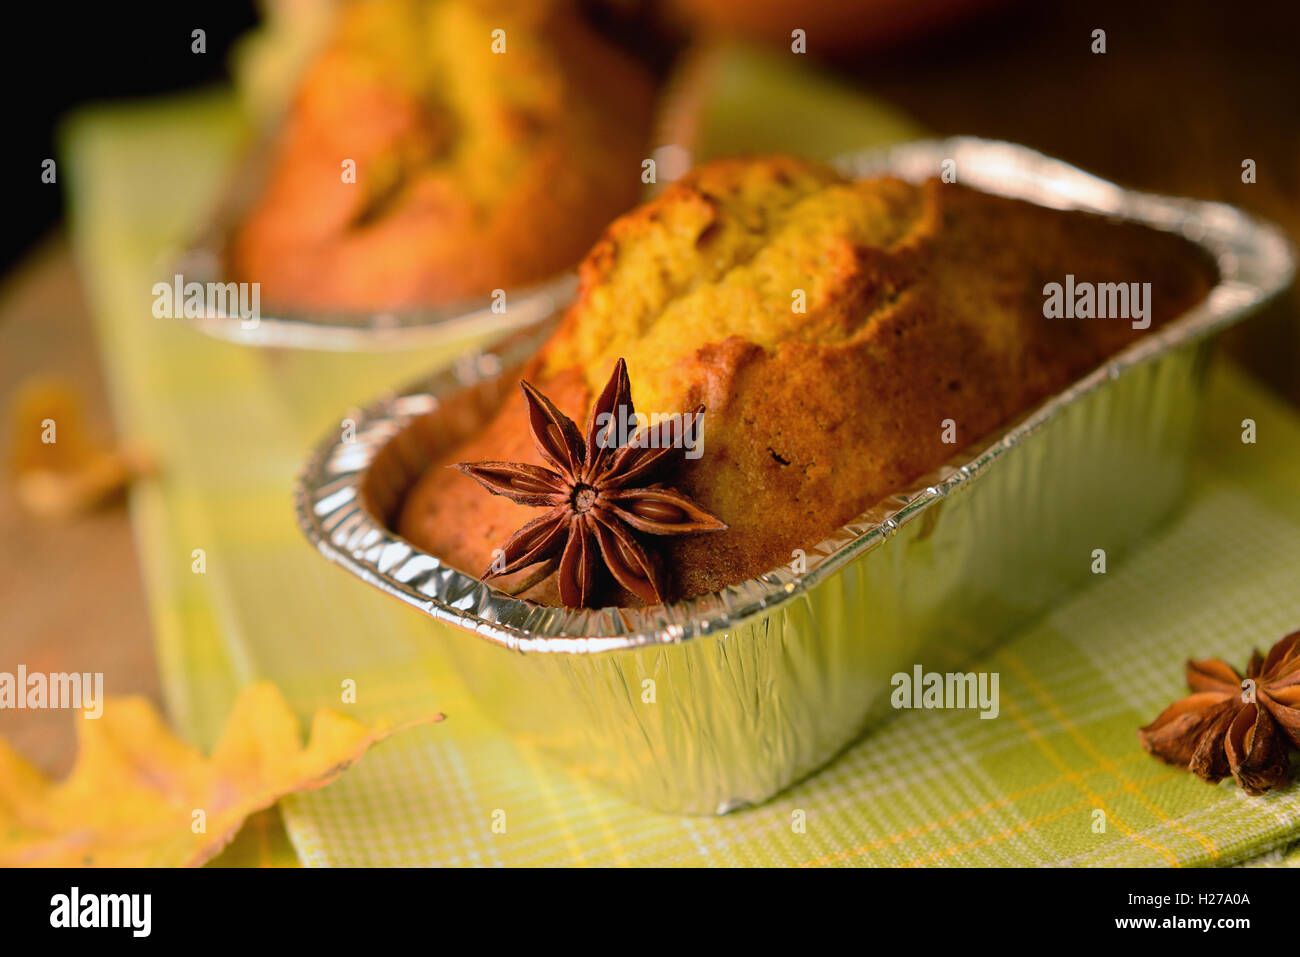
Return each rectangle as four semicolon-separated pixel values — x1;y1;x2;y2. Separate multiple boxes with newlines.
295;138;1295;815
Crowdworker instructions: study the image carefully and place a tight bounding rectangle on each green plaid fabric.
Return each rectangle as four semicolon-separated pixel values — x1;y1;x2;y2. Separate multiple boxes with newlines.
65;83;1300;867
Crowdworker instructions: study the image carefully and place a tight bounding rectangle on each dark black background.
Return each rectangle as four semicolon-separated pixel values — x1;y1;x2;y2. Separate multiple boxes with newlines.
1;1;257;271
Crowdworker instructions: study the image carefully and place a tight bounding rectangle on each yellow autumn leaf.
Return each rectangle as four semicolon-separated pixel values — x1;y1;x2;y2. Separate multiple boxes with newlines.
0;681;441;867
8;378;96;473
6;377;152;519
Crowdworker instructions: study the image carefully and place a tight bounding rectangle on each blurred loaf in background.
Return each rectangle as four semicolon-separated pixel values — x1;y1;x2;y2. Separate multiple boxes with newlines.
230;0;655;311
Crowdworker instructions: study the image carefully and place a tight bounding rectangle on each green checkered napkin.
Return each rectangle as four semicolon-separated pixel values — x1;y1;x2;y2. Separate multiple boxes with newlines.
64;67;1300;867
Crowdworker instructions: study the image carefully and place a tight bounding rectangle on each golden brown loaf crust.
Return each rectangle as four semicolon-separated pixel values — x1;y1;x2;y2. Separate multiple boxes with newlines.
398;155;1218;606
229;0;654;311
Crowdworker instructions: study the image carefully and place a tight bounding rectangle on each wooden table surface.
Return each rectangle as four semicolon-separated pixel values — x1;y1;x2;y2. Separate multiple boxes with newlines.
2;0;1296;779
0;236;158;776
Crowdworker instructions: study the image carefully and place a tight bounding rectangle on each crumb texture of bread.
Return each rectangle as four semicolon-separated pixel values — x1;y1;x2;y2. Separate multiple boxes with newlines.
230;0;654;311
399;156;1219;605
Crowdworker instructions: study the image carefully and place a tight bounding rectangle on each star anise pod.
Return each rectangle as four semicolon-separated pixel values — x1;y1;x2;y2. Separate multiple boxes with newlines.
453;358;726;608
1137;630;1300;795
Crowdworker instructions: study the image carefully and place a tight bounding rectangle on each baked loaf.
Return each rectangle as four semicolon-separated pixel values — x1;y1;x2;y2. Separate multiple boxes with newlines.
230;0;654;311
398;155;1218;606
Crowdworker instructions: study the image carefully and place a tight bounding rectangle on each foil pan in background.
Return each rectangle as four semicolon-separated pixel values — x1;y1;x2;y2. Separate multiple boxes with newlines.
295;138;1295;814
167;134;578;353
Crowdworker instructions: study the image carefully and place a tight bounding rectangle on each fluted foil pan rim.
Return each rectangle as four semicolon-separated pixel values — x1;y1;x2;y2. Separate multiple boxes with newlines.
294;136;1295;653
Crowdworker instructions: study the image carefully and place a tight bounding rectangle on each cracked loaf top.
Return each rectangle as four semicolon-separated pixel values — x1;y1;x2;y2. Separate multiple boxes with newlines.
398;155;1219;607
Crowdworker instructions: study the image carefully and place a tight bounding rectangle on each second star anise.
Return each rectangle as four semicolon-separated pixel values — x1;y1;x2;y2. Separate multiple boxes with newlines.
1137;630;1300;795
453;358;726;608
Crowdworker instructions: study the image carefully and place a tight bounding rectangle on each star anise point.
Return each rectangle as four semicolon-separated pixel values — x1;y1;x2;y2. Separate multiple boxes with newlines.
455;358;725;609
1139;629;1300;795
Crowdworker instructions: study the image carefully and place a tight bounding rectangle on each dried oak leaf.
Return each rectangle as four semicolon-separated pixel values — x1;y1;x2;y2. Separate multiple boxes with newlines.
0;681;441;866
1138;630;1300;795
